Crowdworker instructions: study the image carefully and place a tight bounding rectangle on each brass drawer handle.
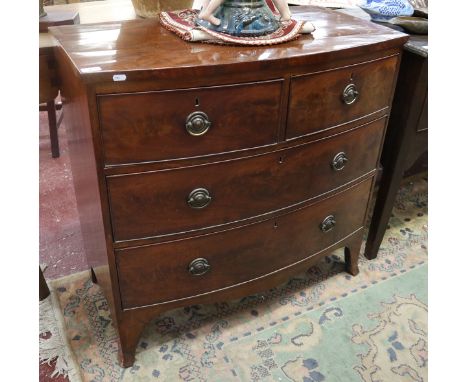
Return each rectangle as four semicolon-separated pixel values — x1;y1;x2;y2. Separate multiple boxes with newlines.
188;258;211;276
186;111;211;136
342;83;359;105
331;152;348;171
320;215;336;233
187;188;212;209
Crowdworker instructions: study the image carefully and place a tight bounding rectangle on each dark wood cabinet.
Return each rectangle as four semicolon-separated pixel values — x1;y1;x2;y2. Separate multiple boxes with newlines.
51;6;407;367
365;35;428;260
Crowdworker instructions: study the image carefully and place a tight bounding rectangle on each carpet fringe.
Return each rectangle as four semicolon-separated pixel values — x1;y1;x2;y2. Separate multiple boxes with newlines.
39;284;82;382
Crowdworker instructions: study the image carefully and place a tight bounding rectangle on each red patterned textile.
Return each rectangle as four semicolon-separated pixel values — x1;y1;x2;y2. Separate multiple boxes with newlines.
160;1;305;46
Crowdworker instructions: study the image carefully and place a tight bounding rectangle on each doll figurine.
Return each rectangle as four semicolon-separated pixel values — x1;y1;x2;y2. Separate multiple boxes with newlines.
198;0;291;27
198;0;222;26
272;0;292;22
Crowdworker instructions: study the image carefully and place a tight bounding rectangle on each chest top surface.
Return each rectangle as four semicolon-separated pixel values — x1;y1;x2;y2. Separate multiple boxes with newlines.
51;6;407;81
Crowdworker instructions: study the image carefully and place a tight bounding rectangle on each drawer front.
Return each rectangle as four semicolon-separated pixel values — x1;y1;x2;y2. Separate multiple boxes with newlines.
116;178;373;309
108;117;385;242
287;56;398;139
98;80;282;165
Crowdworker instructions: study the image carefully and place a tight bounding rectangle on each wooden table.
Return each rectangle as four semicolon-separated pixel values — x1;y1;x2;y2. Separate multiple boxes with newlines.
40;0;136;49
39;0;136;157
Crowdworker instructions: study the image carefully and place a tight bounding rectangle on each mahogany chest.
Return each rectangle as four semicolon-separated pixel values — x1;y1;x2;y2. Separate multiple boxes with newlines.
51;6;407;367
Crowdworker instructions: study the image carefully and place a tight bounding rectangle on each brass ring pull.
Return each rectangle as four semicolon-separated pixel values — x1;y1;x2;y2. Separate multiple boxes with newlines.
185;111;211;136
187;188;212;209
320;215;336;233
331;152;348;171
342;83;359;105
188;258;211;276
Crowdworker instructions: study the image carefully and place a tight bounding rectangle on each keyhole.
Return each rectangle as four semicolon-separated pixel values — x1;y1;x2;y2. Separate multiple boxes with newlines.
278;156;284;164
350;73;354;81
274;221;278;229
195;98;200;107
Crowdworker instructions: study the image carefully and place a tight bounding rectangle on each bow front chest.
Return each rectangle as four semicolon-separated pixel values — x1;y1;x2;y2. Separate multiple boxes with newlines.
52;7;407;367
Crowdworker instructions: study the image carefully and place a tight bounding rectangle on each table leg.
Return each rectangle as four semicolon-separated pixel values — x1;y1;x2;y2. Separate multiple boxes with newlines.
364;157;408;259
47;100;60;158
40;267;50;301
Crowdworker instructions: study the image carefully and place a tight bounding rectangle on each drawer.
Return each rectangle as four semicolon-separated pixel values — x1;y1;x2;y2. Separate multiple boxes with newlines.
116;177;373;309
107;117;385;242
98;80;282;165
286;55;398;139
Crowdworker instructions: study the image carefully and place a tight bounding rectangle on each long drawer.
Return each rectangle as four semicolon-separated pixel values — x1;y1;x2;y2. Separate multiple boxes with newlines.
98;80;283;165
287;55;398;139
107;117;385;242
116;177;373;309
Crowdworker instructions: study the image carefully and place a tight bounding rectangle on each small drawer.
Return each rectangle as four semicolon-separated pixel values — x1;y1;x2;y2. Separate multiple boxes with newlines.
116;178;373;309
107;117;385;242
98;80;282;165
286;55;398;139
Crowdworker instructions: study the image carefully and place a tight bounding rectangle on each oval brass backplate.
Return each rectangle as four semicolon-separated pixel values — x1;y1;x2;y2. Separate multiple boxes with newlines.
320;215;336;233
187;188;212;209
342;83;359;105
185;111;212;136
331;152;348;171
188;258;211;276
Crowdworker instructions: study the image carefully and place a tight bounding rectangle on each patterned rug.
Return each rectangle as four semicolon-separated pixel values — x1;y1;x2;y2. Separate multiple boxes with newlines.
40;176;428;382
44;0;103;5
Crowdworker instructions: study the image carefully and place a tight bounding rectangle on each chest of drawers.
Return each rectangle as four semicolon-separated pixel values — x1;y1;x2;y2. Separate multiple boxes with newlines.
52;6;407;367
